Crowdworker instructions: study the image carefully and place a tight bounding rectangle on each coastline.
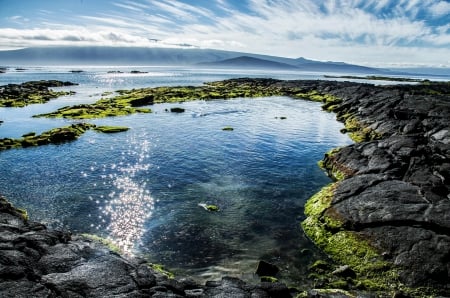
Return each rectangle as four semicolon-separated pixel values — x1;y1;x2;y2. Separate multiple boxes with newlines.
1;78;449;297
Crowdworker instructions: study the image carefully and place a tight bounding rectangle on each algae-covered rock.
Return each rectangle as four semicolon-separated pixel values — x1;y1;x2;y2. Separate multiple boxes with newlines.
0;123;94;151
0;80;77;107
93;126;129;133
303;80;450;296
198;203;220;212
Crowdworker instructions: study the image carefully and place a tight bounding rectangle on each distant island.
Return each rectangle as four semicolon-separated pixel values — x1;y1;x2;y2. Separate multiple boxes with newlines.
197;56;299;70
0;46;383;74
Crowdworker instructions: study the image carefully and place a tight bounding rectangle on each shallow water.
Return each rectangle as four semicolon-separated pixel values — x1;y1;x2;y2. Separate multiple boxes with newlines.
0;67;354;284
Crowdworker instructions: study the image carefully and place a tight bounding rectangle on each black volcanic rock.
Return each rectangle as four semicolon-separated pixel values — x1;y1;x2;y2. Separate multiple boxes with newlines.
303;80;450;293
0;196;296;297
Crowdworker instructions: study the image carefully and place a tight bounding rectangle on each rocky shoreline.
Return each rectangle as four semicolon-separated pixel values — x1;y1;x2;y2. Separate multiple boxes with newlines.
0;78;449;297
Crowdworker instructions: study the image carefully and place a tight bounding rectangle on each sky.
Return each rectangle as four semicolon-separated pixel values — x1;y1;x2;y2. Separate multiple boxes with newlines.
0;0;449;67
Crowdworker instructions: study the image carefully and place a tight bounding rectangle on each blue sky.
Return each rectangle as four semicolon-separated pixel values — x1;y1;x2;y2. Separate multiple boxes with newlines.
0;0;449;67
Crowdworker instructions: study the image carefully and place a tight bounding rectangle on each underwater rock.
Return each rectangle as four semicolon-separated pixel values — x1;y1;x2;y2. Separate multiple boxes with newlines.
255;260;280;277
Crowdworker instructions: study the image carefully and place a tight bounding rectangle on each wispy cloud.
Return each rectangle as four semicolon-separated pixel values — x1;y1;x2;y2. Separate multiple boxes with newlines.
0;0;449;67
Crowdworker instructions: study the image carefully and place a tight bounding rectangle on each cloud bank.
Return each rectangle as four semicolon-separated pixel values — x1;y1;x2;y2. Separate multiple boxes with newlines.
0;0;449;67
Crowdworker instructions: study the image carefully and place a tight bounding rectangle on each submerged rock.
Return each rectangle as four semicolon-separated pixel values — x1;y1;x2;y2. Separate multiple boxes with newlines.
255;260;280;277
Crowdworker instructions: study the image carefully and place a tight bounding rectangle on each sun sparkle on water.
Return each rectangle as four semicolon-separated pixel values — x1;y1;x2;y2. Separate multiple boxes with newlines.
94;137;154;254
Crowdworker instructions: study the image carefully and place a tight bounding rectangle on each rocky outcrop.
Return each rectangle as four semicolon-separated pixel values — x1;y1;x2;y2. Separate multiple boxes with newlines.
0;80;77;107
298;80;450;294
0;196;295;297
0;123;132;151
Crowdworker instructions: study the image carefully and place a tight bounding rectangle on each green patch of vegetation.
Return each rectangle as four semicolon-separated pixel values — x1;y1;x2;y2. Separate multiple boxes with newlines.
293;90;339;104
339;114;382;142
81;234;122;254
260;276;278;283
0;123;95;151
318;147;348;181
34;102;152;119
0;80;77;107
149;263;175;279
33;79;289;119
93;126;130;133
198;203;220;212
0;123;129;152
302;183;402;293
16;207;29;221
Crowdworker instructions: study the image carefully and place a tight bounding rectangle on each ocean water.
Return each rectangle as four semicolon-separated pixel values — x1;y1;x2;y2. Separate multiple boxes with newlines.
0;66;356;284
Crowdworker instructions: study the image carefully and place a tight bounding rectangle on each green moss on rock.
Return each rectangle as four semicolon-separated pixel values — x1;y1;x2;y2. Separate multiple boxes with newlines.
0;123;94;151
302;183;401;292
319;147;348;181
0;80;77;107
81;234;122;254
93;126;129;133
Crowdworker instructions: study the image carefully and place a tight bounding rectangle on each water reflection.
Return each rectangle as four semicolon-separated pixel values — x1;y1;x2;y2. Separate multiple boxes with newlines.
99;138;154;254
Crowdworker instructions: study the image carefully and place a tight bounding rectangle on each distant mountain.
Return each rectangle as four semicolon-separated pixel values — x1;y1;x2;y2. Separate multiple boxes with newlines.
197;56;299;70
0;46;383;74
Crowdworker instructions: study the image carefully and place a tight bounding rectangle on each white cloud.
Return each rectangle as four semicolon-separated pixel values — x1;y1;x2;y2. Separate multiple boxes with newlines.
1;0;449;67
428;1;450;17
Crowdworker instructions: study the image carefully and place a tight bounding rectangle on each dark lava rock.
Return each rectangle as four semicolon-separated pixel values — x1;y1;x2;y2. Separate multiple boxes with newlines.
255;260;280;277
305;80;450;292
170;107;186;113
0;196;292;297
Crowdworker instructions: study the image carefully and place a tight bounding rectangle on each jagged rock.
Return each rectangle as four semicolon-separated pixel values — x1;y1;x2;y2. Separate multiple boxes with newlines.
303;80;450;293
0;195;295;297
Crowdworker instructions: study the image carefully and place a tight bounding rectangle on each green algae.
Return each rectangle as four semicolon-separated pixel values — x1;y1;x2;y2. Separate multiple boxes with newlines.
293;90;341;106
33;79;287;119
150;263;175;279
199;203;220;212
302;183;402;293
0;80;77;107
339;114;382;143
81;234;122;254
93;126;130;133
0;123;95;151
0;123;130;152
318;147;348;181
260;276;278;283
16;207;29;221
